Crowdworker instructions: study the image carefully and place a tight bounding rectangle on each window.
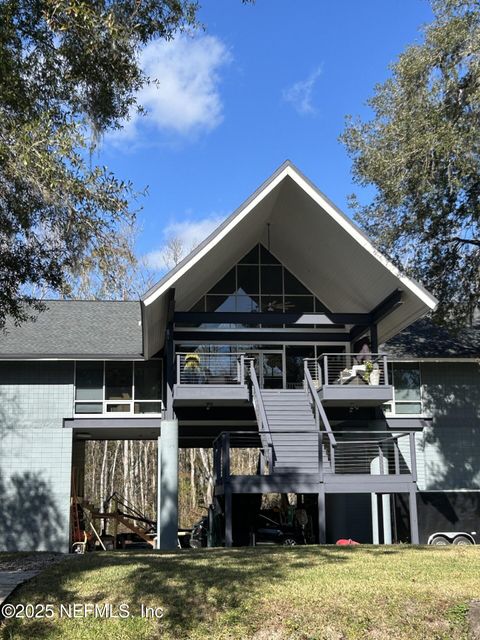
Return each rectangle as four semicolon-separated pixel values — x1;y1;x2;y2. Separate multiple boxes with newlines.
187;244;329;327
105;362;132;400
385;363;422;415
75;362;103;413
74;361;163;416
135;361;162;400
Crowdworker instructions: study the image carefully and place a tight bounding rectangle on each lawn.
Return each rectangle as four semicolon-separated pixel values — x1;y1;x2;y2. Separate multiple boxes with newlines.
1;546;479;640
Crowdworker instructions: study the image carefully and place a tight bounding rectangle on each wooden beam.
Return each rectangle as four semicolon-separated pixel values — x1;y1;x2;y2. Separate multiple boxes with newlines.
371;289;403;324
173;331;351;343
174;311;368;326
349;324;370;343
167;287;176;324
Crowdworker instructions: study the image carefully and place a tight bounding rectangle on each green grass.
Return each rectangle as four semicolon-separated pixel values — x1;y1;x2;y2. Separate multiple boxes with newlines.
1;546;479;639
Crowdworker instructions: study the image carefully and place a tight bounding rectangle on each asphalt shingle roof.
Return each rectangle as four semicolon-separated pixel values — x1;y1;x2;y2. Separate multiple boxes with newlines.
384;319;480;359
0;300;143;358
1;302;478;360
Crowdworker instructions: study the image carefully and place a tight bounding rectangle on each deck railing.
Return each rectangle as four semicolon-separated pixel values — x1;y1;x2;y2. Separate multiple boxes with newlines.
213;430;417;481
320;431;415;476
176;352;245;386
213;431;271;485
305;353;389;388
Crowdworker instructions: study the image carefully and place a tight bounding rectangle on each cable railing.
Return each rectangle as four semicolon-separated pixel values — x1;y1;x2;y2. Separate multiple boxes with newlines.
305;353;389;388
304;359;337;461
322;431;414;476
213;431;271;484
213;430;417;481
176;352;245;385
246;358;275;473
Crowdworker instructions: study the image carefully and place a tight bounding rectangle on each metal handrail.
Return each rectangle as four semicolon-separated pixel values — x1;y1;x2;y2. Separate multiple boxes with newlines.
246;358;275;470
176;352;246;386
311;352;389;387
304;360;337;448
213;429;416;478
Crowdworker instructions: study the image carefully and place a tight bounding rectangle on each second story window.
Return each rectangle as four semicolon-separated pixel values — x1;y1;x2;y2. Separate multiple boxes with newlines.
385;362;422;415
75;361;162;416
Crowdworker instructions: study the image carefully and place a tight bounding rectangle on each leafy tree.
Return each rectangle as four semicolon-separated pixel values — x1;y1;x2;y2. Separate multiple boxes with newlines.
0;0;198;326
341;0;480;328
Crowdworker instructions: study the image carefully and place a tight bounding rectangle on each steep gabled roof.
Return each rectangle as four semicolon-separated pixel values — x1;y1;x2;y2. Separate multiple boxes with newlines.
0;300;143;359
141;161;438;357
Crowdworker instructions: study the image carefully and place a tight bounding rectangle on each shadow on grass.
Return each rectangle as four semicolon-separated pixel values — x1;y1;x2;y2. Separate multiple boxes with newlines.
1;544;438;638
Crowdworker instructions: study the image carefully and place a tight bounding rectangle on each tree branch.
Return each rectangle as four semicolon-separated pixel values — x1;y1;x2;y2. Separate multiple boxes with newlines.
450;237;480;248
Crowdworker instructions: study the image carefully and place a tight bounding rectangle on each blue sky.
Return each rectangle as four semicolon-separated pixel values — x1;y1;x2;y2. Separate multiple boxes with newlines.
97;0;434;272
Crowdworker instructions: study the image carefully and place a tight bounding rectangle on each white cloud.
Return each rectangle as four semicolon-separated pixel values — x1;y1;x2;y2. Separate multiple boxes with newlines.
282;67;322;115
110;34;231;143
145;214;225;271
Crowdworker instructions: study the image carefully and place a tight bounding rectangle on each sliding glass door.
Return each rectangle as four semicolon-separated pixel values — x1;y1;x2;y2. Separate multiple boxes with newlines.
246;350;284;389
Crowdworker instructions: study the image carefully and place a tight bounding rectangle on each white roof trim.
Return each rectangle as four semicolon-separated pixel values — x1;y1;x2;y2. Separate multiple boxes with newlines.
143;162;438;311
283;166;437;310
143;167;286;306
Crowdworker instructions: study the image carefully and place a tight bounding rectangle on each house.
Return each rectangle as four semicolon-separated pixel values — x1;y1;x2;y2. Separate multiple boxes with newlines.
0;161;479;552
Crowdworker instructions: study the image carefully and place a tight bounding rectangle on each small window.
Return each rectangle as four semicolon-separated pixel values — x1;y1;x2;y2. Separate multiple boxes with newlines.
236;295;260;313
284;270;310;295
284;296;314;314
209;268;236;294
388;363;422;415
260;245;281;264
134;402;163;414
261;296;283;312
239;246;259;264
105;362;132;400
237;265;259;294
260;266;283;294
135;361;162;400
106;403;131;413
75;361;103;401
205;294;236;312
75;402;102;414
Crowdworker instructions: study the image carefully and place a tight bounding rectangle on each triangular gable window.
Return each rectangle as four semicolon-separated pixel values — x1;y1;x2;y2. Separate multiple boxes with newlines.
189;244;329;316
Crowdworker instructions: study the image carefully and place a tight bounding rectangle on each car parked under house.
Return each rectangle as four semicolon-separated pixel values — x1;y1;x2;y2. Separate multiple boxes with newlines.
0;161;479;552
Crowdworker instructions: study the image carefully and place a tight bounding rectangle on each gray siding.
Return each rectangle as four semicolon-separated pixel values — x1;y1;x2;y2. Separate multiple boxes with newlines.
0;362;74;551
418;362;480;490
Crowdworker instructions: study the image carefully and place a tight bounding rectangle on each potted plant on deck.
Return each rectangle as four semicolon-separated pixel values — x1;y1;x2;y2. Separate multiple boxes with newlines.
364;361;380;386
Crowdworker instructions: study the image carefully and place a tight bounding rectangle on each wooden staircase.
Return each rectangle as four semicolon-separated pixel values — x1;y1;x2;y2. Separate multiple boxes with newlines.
259;389;328;475
116;515;155;547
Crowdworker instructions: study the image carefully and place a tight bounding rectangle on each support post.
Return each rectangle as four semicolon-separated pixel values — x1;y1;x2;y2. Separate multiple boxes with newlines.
394;439;400;475
224;487;233;547
318;489;326;544
165;323;175;419
156;435;161;550
382;494;392;544
370;323;379;353
158;420;179;550
409;489;419;544
409;432;417;481
371;493;380;544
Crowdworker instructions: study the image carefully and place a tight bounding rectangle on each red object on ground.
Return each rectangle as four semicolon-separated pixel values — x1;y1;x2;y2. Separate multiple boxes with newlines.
336;538;360;546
